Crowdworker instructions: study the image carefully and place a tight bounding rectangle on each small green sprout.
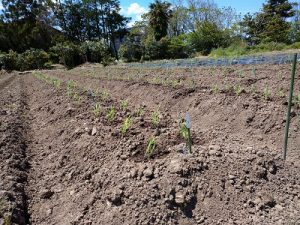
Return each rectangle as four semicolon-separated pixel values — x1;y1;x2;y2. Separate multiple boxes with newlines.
94;88;101;98
212;84;220;94
151;110;161;127
179;118;192;153
294;92;300;107
189;79;196;89
52;78;61;88
252;67;257;77
121;99;129;112
171;79;181;88
146;137;156;155
107;106;116;122
251;85;257;95
278;88;286;98
278;73;284;81
263;86;271;100
234;85;244;96
102;91;110;101
67;80;76;97
179;119;189;140
238;70;244;78
73;92;82;104
93;103;101;117
121;116;132;135
134;106;145;117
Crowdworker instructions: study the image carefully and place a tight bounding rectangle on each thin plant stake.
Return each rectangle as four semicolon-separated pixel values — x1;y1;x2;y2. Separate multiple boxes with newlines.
185;112;192;154
283;53;298;160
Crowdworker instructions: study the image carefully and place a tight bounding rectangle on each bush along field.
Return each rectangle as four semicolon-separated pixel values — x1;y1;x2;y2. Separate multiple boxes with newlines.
0;61;300;225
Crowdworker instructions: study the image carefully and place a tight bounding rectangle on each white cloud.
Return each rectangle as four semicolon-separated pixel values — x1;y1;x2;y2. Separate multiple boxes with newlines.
127;3;146;15
0;2;4;10
121;3;148;27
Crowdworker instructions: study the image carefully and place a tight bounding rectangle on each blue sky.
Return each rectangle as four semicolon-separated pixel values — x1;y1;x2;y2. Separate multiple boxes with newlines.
0;0;266;22
121;0;266;25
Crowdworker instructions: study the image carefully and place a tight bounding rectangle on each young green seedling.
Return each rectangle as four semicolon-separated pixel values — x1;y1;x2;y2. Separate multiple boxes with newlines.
278;88;286;98
189;79;196;89
146;137;156;155
151;110;161;127
52;78;61;88
73;92;82;104
238;70;244;78
94;88;101;98
121;116;132;135
179;112;192;154
93;103;101;117
106;106;116;122
67;80;76;97
212;84;220;94
234;85;244;96
121;99;129;112
263;86;271;100
102;91;110;101
252;67;257;77
135;106;145;117
294;92;300;107
251;85;257;95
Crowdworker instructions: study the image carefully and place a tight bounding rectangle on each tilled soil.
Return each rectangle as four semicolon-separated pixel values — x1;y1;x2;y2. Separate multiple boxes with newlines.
0;63;300;225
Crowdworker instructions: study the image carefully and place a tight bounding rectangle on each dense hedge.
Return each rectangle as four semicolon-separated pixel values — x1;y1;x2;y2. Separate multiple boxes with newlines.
0;49;50;71
119;35;191;62
50;41;113;69
210;41;300;58
0;41;114;71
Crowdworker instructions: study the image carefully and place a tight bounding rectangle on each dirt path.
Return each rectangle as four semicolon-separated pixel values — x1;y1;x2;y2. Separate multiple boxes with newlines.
0;74;30;224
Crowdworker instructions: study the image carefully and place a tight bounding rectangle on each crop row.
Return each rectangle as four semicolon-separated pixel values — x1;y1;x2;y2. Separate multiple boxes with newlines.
32;72;194;157
82;66;300;105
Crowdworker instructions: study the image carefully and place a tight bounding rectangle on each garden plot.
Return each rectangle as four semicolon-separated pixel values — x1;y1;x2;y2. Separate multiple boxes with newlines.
0;63;299;225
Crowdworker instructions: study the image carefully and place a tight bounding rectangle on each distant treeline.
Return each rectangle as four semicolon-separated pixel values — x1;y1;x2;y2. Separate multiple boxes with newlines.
0;0;299;70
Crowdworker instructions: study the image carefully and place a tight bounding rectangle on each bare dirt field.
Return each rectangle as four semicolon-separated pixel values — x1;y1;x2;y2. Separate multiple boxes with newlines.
0;63;300;225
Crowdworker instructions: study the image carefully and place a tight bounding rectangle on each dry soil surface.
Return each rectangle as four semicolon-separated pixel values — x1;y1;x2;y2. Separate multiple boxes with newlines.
0;64;300;225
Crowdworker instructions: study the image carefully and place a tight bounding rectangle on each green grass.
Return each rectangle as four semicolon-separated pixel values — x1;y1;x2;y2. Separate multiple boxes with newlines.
209;41;300;58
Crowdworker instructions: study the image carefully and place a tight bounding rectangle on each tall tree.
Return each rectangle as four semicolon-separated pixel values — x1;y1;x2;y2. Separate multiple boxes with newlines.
290;1;300;41
1;0;58;52
149;0;172;41
240;0;295;44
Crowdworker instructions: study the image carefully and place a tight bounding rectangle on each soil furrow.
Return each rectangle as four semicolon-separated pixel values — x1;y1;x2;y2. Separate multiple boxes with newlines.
0;75;30;225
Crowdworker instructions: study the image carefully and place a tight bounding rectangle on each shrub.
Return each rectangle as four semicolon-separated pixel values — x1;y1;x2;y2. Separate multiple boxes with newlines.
0;50;19;71
50;43;82;69
144;37;171;60
168;34;190;59
19;49;50;71
188;21;231;55
80;41;108;63
119;41;143;62
251;42;287;52
210;41;249;57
